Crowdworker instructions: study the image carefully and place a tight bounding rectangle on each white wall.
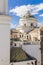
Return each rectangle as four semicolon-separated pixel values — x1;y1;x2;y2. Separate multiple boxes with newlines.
0;24;10;65
12;41;23;47
22;45;41;65
10;60;35;65
0;15;11;65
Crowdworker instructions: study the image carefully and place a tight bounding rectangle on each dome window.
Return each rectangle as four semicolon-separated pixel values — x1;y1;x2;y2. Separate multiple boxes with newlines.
31;23;33;26
14;43;16;46
27;36;28;39
24;24;26;27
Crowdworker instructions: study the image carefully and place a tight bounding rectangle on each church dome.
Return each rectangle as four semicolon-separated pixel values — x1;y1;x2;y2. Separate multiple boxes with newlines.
22;11;36;20
19;11;37;23
19;11;38;27
18;11;38;33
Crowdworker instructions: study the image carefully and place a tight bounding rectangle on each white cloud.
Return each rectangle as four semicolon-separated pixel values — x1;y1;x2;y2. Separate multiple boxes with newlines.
9;5;31;17
31;3;43;15
9;3;43;17
39;14;43;17
10;23;17;29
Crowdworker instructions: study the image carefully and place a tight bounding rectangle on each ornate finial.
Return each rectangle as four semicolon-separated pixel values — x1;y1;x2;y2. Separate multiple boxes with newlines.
22;11;31;19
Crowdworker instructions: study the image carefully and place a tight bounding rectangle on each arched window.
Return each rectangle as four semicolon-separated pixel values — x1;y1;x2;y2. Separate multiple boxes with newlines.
31;23;33;26
31;62;34;65
20;35;21;38
27;36;28;39
14;43;16;46
24;24;26;27
22;35;23;37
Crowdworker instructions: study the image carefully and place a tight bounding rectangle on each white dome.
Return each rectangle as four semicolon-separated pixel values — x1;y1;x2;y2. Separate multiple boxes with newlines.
19;11;38;27
18;11;38;33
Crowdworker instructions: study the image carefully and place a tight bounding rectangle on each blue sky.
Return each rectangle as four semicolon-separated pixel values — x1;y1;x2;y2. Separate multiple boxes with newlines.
8;0;43;28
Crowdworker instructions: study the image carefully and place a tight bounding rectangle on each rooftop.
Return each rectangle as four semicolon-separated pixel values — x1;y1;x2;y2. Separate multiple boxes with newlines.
10;47;36;62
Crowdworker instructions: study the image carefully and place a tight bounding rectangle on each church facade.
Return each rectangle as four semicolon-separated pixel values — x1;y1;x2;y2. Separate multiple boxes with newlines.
17;12;37;33
11;11;42;45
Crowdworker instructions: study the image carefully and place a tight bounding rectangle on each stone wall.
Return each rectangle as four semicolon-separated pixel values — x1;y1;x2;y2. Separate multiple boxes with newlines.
40;29;43;65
